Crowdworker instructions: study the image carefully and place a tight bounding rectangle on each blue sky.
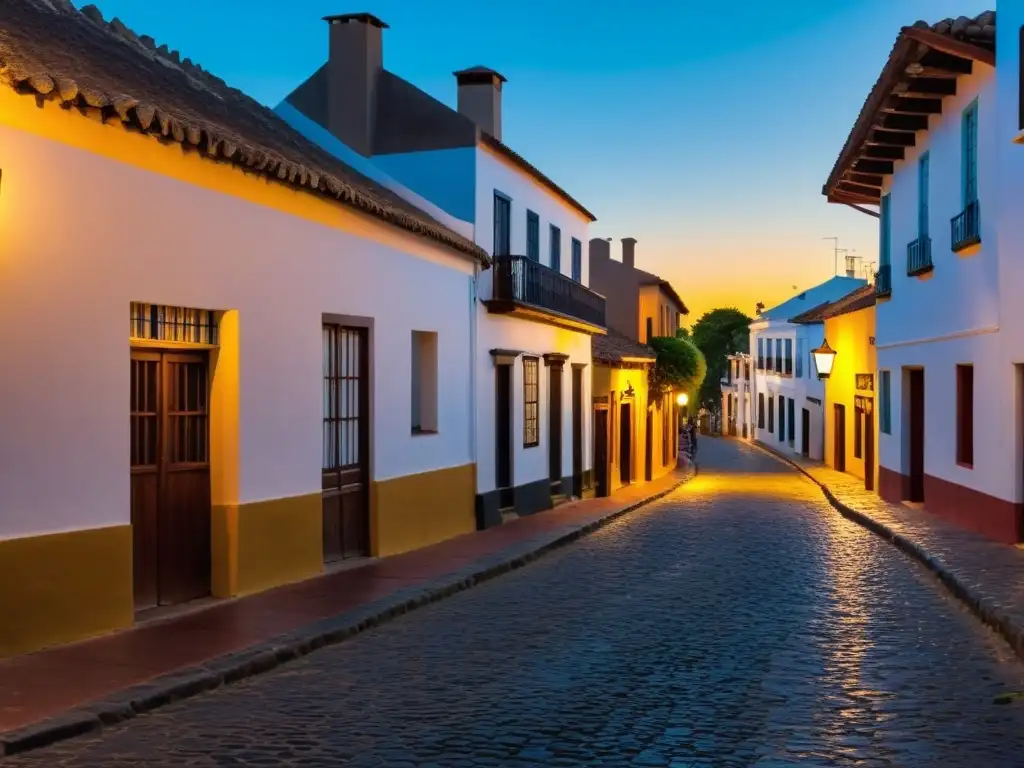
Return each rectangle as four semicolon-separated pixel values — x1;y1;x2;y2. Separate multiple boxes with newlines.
82;0;992;322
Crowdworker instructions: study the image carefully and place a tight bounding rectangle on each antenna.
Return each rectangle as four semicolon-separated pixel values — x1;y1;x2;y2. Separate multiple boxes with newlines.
822;236;839;276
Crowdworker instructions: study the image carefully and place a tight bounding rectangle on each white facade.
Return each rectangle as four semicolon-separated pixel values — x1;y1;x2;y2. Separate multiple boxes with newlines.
0;111;476;542
721;353;752;438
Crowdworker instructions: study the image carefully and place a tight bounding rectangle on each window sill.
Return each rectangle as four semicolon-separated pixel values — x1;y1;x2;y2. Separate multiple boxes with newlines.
411;428;438;437
524;442;540;449
956;460;974;470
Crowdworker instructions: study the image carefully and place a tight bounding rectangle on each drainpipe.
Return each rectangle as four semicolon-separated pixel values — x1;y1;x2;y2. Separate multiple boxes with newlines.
469;264;479;488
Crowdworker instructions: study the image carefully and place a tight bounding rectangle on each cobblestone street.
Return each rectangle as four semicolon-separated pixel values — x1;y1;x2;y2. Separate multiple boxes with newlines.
12;438;1024;767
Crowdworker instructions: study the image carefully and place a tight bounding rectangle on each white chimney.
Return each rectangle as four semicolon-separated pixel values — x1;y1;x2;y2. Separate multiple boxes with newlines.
454;66;506;141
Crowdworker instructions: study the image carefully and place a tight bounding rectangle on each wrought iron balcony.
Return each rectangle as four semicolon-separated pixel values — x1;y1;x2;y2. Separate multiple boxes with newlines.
907;236;933;277
486;255;606;333
951;200;981;252
875;264;892;298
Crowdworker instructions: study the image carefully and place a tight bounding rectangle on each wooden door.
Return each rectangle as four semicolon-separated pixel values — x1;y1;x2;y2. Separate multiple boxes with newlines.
619;402;632;485
594;409;609;497
548;364;563;488
644;409;653;482
322;325;370;563
801;408;810;457
864;400;876;492
572;368;583;496
130;350;211;611
495;364;513;508
908;369;925;501
834;403;847;473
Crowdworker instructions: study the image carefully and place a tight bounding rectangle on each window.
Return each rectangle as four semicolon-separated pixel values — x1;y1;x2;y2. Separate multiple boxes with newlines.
757;338;765;370
766;339;774;372
957;364;974;467
411;331;438;434
744;362;750;380
880;193;891;268
493;192;511;256
787;397;795;444
795;338;804;378
523;357;540;447
1020;26;1024;130
571;238;583;282
526;210;540;261
962;100;979;207
784;339;793;376
775;339;783;372
646;317;653;343
550;224;561;272
854;405;863;459
918;151;930;237
768;395;774;433
758;393;765;428
879;370;891;434
778;396;786;442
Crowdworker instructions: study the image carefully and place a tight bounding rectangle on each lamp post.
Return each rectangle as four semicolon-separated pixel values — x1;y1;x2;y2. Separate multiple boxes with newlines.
811;339;837;380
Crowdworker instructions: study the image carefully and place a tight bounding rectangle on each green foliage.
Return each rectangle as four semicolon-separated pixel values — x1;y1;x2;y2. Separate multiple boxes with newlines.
675;326;691;340
648;335;706;402
690;307;752;409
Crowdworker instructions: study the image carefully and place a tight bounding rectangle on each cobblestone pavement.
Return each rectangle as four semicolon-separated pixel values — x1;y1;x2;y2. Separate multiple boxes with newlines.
12;439;1024;767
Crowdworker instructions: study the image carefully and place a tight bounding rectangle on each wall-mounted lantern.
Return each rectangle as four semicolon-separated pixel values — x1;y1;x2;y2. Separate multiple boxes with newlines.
676;392;689;407
811;339;837;380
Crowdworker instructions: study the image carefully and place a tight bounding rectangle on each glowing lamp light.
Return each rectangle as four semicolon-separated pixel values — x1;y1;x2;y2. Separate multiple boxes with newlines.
676;392;689;406
811;339;837;380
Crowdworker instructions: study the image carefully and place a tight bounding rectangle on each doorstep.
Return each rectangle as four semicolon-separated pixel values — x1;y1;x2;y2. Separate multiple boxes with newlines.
752;439;1024;666
0;466;692;756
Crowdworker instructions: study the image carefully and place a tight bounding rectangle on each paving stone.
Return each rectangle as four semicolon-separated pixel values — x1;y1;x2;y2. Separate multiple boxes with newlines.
8;439;1024;766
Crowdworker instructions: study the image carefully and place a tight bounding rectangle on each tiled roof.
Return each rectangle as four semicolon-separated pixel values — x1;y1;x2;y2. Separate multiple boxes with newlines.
0;0;489;264
593;332;656;366
790;284;876;324
823;11;995;206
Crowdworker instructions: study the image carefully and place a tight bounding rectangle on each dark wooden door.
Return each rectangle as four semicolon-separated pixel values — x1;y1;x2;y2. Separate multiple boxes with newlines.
495;363;513;508
130;350;211;611
834;403;847;473
864;400;876;492
801;408;810;457
594;409;609;497
619;402;632;485
322;325;370;563
644;409;653;482
909;369;925;501
549;364;563;488
572;367;583;496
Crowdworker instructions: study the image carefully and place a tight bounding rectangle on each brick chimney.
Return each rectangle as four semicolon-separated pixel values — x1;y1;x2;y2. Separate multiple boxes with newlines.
323;12;388;157
621;237;637;269
454;66;506;141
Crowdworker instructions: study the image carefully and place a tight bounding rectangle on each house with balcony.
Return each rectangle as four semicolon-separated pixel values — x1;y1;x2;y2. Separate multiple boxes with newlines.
589;238;688;492
750;276;866;460
721;353;753;438
279;13;602;527
821;11;1024;543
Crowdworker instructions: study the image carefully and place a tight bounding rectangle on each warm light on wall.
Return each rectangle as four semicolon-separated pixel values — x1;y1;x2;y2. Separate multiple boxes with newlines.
812;339;837;380
676;392;689;406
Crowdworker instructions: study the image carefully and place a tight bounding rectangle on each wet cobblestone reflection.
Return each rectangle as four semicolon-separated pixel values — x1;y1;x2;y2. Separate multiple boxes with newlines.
14;439;1024;767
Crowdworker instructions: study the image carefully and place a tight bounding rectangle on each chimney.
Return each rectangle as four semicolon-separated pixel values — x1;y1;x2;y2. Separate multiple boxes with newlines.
589;237;611;262
621;237;637;269
324;12;388;157
454;66;506;141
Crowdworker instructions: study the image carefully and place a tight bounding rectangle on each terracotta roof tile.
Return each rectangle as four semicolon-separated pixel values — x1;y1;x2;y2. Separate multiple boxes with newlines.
592;332;656;366
0;0;489;264
790;284;876;324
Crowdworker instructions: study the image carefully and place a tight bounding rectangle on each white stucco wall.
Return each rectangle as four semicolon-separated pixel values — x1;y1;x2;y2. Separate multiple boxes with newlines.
0;123;476;540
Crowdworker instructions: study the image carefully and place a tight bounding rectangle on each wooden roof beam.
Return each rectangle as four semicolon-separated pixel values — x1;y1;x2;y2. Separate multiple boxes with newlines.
837;181;883;199
846;172;883;187
884;96;942;115
853;158;894;175
901;26;995;67
913;50;974;75
868;129;916;147
877;112;929;132
862;144;905;161
896;77;957;97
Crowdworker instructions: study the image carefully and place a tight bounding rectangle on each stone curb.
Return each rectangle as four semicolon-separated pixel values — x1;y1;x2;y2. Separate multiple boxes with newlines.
0;467;695;759
748;439;1024;664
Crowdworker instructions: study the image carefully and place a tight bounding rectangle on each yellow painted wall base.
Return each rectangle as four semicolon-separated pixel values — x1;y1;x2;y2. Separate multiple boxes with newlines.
212;493;323;598
0;525;133;658
371;463;476;557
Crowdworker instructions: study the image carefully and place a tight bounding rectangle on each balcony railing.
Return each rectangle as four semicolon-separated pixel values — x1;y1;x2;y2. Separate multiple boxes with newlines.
876;264;892;297
951;200;981;252
489;255;606;330
906;236;933;277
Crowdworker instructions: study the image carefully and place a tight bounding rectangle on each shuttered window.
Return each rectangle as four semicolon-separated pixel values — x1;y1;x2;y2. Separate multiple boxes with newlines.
550;224;561;272
784;339;793;376
768;395;774;433
956;364;974;467
962;100;979;207
526;210;540;261
918;151;930;237
880;194;891;268
523;357;540;448
493;192;511;256
758;393;765;428
571;238;583;282
879;370;891;434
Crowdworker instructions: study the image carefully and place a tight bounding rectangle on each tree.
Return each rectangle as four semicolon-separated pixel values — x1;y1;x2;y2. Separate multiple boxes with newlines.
648;335;706;407
690;307;752;410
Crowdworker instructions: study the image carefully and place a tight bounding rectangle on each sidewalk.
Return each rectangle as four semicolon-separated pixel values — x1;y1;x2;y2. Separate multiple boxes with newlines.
752;439;1024;665
0;467;692;756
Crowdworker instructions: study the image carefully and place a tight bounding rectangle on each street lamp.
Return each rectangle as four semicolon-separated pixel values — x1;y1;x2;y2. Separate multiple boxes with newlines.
676;392;689;407
811;339;837;380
